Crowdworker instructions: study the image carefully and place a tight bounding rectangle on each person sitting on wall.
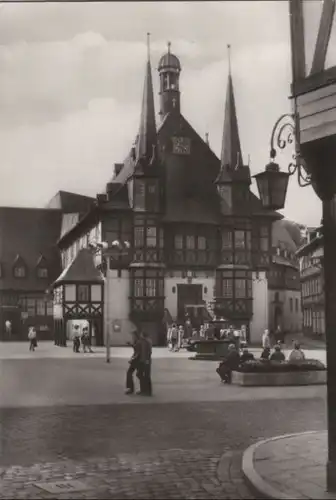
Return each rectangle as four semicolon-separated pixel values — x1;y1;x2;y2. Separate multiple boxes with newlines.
240;347;255;363
216;344;241;384
288;341;306;362
270;344;285;362
260;347;271;360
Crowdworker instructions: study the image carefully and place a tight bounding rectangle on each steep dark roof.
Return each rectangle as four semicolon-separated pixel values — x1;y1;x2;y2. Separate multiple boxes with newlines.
158;113;222;223
216;72;250;185
53;248;103;286
136;56;157;165
0;207;62;291
46;190;95;213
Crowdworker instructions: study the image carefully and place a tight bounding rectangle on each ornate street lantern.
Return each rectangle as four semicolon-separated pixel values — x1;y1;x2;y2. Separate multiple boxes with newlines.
253;160;290;211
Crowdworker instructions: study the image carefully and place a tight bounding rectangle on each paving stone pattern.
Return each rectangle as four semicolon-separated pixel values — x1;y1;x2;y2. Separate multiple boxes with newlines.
253;431;335;499
0;449;255;499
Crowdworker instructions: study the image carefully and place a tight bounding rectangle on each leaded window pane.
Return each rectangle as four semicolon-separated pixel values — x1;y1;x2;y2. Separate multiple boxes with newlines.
134;180;145;209
222;230;232;249
78;285;89;302
14;266;26;278
234;230;246;249
146;226;157;247
186;235;195;249
134;227;144;247
145;279;156;297
36;299;46;316
174;235;183;249
134;279;143;297
223;279;233;298
235;279;247;298
198;236;206;250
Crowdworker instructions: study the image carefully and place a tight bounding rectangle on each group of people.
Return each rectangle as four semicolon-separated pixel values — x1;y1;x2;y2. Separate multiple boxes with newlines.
217;334;306;384
125;330;153;396
166;321;247;352
72;325;93;353
261;328;305;361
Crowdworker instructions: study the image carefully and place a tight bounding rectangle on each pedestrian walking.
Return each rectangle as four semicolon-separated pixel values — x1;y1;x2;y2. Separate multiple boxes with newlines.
170;323;178;352
72;324;81;353
262;329;271;349
125;331;141;395
81;326;93;353
177;325;184;350
137;331;152;396
28;327;37;351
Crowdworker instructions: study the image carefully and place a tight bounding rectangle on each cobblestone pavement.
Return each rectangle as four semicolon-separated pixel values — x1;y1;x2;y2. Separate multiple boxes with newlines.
0;356;327;499
0;449;255;499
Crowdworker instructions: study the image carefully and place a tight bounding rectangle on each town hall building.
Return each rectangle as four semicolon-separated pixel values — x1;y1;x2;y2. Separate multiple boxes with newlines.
0;41;285;345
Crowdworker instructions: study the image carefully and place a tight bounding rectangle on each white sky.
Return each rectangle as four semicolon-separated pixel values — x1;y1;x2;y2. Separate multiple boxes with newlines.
0;1;322;226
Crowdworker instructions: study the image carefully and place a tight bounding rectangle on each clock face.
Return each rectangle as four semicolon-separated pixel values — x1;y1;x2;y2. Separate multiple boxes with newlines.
172;136;191;155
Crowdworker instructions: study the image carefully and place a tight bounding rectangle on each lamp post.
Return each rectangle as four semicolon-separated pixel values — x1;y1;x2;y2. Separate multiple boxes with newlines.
90;239;131;363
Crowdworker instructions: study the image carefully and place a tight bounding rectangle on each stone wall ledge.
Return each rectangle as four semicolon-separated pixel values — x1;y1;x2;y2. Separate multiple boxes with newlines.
231;369;326;386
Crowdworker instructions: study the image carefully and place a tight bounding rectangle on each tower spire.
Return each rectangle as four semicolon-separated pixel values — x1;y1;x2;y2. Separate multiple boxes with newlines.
227;44;231;75
147;32;151;61
136;34;157;166
216;44;245;183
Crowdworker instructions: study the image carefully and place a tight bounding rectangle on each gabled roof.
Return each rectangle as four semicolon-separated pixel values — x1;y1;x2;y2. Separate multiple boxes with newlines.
46;190;95;213
53;248;103;286
0;207;62;291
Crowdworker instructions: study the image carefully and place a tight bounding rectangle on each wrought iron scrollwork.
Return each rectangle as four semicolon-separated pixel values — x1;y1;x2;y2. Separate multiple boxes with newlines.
269;113;311;188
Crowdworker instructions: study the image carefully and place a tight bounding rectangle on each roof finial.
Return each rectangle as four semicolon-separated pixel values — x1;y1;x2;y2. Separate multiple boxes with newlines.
227;44;231;75
205;132;209;145
167;41;171;54
147;32;151;61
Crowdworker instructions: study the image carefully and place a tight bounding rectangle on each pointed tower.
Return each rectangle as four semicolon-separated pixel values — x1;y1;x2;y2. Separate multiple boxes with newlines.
158;42;181;120
216;45;251;212
133;33;161;213
134;33;158;174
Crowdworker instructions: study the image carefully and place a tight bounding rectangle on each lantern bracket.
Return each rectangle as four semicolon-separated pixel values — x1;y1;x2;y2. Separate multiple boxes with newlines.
269;113;311;188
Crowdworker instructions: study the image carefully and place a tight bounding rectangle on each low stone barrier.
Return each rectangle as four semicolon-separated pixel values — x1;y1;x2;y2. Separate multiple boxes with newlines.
231;369;326;386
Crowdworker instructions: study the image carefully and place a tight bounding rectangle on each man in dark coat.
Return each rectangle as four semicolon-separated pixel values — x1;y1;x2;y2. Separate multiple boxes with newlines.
216;344;241;384
137;331;153;396
125;330;141;395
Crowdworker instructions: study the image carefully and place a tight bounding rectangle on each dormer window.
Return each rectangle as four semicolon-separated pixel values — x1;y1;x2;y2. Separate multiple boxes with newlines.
37;267;48;278
36;255;49;279
14;266;26;278
13;255;27;278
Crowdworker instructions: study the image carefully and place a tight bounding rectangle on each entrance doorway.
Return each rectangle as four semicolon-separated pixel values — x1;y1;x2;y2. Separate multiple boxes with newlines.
177;284;203;322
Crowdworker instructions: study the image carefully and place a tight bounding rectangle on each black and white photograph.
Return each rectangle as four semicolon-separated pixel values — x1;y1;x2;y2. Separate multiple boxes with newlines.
0;0;335;498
